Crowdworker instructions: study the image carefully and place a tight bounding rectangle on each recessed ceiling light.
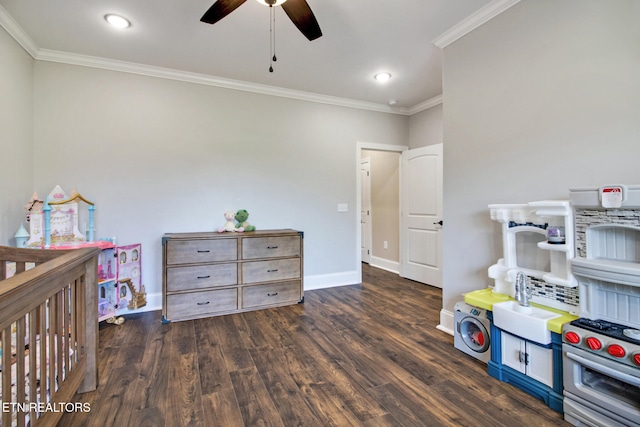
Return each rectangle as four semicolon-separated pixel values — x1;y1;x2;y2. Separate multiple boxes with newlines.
105;14;131;29
374;72;392;82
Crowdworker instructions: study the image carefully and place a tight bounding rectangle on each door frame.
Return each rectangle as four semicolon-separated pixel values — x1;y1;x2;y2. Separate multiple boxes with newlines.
355;142;408;283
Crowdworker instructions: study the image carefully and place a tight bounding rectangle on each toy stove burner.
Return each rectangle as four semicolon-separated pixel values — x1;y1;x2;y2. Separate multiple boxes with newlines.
623;328;640;341
571;318;640;344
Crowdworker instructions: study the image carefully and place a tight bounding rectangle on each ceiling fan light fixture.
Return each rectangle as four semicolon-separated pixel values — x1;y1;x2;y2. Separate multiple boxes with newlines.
105;14;131;29
255;0;288;6
374;72;392;82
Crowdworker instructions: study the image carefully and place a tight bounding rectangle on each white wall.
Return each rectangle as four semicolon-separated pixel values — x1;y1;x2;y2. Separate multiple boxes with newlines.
30;61;409;304
0;27;33;246
441;0;640;317
409;104;443;149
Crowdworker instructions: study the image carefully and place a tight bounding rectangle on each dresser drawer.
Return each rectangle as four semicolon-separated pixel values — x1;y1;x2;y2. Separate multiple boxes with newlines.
166;239;237;265
242;258;300;284
242;236;300;259
242;281;301;308
163;230;303;322
166;288;238;320
166;263;237;292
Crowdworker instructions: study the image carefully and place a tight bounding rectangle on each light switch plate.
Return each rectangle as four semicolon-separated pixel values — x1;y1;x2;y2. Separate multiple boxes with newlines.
337;204;348;212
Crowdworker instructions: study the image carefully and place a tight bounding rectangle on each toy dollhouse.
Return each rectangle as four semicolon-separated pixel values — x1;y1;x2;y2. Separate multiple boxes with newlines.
25;185;95;248
97;243;145;324
20;185;146;324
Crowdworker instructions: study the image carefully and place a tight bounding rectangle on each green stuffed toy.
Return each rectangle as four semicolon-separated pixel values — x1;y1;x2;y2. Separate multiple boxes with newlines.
235;209;256;232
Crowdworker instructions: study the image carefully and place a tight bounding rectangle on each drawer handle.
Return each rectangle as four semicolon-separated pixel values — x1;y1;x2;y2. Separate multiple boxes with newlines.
267;269;278;273
267;292;279;297
197;250;210;253
197;301;210;306
267;246;279;249
197;275;211;279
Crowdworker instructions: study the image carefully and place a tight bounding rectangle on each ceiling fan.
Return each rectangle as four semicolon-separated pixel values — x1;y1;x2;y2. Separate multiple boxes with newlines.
200;0;322;41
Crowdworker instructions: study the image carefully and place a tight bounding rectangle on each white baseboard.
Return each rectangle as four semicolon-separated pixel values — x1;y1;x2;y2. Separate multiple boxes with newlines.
304;270;361;291
436;309;454;336
369;256;399;274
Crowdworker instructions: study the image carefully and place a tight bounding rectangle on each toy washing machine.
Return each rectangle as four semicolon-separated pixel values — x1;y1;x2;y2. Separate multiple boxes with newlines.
454;301;491;363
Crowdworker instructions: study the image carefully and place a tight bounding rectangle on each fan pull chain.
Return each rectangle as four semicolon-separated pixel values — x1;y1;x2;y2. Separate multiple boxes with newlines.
269;5;277;72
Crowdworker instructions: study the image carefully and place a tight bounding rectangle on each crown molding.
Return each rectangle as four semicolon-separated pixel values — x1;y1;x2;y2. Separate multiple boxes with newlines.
407;94;443;115
36;49;417;115
1;4;419;115
0;4;39;57
433;0;521;49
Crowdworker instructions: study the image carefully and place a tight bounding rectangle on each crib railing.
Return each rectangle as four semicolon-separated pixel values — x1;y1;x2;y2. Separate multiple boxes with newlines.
0;246;99;427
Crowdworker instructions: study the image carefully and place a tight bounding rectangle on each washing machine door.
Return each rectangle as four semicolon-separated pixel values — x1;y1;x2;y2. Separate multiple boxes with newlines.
458;316;490;353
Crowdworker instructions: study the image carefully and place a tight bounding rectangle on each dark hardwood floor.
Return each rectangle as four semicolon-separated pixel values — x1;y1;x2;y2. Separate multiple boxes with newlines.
60;263;568;426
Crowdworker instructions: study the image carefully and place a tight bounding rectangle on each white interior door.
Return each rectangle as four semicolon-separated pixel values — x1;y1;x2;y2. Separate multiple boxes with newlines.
400;144;443;287
361;157;371;263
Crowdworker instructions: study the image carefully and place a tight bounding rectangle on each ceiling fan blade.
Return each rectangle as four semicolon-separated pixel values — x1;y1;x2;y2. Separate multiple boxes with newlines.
281;0;322;41
201;0;248;25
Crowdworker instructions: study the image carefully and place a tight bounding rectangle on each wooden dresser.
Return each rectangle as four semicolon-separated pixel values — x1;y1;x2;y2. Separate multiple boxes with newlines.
161;229;303;322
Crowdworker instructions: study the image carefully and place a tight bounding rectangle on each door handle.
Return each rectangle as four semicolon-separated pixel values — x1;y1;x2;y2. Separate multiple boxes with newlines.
433;220;443;226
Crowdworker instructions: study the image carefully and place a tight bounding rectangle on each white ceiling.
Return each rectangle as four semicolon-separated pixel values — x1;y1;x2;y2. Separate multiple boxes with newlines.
0;0;494;113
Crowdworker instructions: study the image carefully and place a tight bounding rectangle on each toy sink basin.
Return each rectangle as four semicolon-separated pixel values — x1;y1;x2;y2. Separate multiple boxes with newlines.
492;300;562;344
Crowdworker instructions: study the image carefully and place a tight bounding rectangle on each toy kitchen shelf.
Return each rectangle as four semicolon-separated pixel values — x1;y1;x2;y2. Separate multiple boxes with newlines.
489;200;577;290
529;200;576;287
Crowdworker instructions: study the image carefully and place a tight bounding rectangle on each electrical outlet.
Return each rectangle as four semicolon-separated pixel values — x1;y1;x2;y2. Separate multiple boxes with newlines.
383;241;388;249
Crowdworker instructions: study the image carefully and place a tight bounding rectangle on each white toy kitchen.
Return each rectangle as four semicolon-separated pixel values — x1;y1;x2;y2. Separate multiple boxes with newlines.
461;185;640;426
485;199;577;414
562;185;640;427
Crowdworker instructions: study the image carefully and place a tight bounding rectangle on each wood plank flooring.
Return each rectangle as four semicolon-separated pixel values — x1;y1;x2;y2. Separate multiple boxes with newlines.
60;264;568;426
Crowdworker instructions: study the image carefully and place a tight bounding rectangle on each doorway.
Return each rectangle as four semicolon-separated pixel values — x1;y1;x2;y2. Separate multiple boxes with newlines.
356;142;443;287
356;142;406;283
